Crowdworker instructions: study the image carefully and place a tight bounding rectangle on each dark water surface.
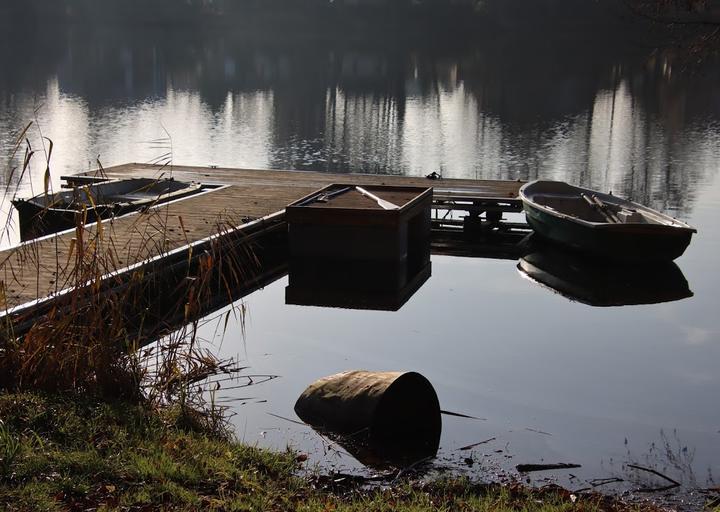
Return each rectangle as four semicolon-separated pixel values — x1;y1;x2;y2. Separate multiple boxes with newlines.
2;23;719;509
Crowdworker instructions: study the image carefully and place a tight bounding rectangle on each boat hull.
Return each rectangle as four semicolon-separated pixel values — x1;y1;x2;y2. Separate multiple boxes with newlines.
12;200;118;240
523;202;693;262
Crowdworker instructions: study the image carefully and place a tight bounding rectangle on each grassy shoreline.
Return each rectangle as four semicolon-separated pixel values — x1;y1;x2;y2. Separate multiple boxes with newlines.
0;391;672;512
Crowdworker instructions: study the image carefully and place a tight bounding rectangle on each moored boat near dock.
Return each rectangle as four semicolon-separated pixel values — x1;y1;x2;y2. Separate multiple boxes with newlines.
520;180;696;262
12;177;202;240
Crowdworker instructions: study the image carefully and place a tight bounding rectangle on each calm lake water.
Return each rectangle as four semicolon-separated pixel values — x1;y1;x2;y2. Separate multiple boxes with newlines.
2;23;719;509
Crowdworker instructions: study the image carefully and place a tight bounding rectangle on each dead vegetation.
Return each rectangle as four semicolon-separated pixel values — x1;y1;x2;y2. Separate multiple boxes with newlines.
0;122;262;424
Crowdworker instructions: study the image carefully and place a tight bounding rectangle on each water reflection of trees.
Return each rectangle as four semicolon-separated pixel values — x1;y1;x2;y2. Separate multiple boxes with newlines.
1;24;719;214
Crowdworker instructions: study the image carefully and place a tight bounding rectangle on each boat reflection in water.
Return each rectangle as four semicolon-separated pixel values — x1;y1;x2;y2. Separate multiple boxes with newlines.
517;242;693;307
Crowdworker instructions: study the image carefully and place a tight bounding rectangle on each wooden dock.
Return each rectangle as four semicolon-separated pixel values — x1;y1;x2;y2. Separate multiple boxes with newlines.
0;163;524;315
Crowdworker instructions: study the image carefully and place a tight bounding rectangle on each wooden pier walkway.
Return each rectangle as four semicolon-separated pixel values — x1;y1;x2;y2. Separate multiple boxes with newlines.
0;163;523;313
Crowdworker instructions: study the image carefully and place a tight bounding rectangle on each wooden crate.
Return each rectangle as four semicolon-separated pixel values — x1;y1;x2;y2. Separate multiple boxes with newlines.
285;184;432;310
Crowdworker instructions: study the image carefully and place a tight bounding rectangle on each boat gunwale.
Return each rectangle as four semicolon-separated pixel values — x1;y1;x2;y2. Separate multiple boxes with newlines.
5;184;231;250
11;179;203;214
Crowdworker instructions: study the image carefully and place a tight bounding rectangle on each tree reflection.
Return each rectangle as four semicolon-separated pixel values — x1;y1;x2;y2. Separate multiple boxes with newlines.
1;21;718;215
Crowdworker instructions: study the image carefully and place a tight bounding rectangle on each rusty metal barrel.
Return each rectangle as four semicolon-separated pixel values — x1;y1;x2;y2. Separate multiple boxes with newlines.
294;370;441;456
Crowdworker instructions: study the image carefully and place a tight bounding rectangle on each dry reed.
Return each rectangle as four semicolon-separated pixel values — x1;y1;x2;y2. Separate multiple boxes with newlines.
0;124;265;423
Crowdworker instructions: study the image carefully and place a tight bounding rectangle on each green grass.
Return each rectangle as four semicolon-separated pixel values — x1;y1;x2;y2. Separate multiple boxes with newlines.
0;392;657;512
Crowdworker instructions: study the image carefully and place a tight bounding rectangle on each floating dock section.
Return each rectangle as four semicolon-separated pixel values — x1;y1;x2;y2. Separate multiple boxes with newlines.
0;163;526;330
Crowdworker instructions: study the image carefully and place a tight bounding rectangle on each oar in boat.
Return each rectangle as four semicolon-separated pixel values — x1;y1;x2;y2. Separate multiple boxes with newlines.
591;194;621;223
581;193;618;224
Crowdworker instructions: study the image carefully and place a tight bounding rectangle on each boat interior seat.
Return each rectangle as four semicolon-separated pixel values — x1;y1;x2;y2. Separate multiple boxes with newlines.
616;210;650;224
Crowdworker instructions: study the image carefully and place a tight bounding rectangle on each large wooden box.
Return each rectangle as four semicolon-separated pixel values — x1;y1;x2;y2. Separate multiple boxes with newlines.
285;184;432;310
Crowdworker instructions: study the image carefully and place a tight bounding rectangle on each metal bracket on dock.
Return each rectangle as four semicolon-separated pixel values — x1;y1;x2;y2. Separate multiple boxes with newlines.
432;193;526;231
430;192;530;260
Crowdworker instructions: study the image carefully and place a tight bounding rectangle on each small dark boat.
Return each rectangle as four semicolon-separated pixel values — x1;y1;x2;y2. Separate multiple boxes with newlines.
520;180;696;261
12;177;201;239
518;242;693;307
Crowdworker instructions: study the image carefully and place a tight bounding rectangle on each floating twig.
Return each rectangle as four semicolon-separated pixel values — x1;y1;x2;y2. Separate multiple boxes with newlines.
626;463;681;492
440;409;486;420
516;463;581;473
589;477;624;488
267;412;308;427
525;427;552;436
458;437;496;451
